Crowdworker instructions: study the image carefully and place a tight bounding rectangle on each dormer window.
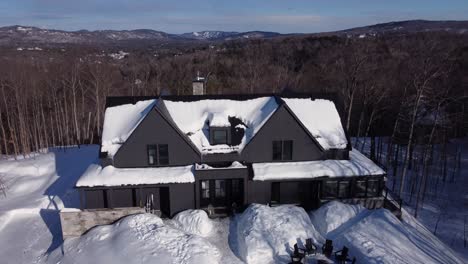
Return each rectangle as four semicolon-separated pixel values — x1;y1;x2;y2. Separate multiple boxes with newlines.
210;127;231;145
213;129;228;145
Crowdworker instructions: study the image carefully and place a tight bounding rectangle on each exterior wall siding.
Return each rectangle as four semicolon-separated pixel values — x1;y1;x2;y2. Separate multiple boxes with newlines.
113;109;200;168
241;105;324;163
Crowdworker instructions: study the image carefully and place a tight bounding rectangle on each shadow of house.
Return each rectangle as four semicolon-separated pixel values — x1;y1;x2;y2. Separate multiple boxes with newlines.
40;145;99;253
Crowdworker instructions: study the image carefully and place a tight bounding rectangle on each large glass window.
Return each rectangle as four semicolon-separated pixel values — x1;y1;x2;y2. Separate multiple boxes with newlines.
367;179;380;197
338;181;350;198
272;140;293;161
323;180;338;198
201;180;210;199
212;129;228;145
355;180;367;197
215;180;226;198
147;144;169;165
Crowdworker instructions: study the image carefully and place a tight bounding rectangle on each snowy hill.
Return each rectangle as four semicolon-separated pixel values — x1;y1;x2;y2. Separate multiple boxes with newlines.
0;146;465;263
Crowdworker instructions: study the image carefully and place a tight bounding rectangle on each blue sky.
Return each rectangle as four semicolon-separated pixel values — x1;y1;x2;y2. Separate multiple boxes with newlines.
1;0;467;33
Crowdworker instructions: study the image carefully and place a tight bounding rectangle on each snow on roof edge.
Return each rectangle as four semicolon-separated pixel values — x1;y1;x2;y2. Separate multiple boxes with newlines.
252;149;385;181
76;163;195;187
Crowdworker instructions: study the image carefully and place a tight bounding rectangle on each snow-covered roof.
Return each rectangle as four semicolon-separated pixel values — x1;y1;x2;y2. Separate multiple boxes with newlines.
283;98;347;150
195;161;247;170
100;96;349;157
252;149;385;181
101;99;157;157
76;164;194;187
163;97;278;154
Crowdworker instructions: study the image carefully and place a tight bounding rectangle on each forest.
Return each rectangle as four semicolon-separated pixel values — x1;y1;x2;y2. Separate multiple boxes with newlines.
0;32;466;159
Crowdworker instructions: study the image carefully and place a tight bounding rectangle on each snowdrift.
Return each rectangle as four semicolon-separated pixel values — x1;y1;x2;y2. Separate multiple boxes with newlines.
48;213;221;264
326;207;464;264
173;209;214;237
236;204;323;264
309;201;365;236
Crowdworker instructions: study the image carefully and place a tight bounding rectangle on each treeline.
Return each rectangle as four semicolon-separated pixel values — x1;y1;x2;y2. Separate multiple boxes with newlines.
0;32;467;157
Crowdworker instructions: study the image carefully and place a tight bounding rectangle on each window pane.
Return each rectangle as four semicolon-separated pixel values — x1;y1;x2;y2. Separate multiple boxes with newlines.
283;140;293;160
148;145;157;165
201;180;210;199
213;130;228;144
324;181;338;198
215;180;226;198
158;144;169;165
355;180;366;197
272;141;282;160
338;181;350;198
367;180;380;197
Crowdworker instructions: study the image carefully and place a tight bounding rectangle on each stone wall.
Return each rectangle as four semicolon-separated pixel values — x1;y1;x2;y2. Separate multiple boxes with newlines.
60;207;147;239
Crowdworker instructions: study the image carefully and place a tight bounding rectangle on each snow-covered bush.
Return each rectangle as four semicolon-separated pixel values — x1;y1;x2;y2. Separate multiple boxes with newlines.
48;213;221;264
236;204;323;264
173;209;214;237
309;201;364;236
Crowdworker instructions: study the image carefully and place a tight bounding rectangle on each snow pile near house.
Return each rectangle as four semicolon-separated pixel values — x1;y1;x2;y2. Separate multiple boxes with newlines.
283;98;347;149
173;209;214;237
48;213;221;264
253;149;385;181
163;97;278;154
101;99;157;157
76;163;194;187
309;201;365;235
323;203;465;264
236;204;323;264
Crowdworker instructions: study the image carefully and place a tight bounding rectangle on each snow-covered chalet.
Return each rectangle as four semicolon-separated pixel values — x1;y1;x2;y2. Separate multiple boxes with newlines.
76;93;386;217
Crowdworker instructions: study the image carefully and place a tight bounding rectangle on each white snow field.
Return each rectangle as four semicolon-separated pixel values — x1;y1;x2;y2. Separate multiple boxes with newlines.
0;145;465;264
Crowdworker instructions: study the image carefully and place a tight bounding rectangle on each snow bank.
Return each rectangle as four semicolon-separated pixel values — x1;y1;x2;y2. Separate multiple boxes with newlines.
253;149;385;181
48;213;221;264
173;209;214;237
236;204;323;264
328;209;465;264
283;98;347;150
163;97;278;154
309;201;365;236
76;164;194;187
101;99;157;157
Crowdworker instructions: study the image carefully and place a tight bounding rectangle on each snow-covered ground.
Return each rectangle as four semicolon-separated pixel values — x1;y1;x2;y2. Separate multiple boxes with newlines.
354;137;468;260
0;145;465;263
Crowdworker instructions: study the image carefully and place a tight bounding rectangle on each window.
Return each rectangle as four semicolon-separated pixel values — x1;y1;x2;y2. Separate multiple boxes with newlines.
367;179;380;197
215;180;226;198
323;181;338;198
272;140;293;161
213;129;228;145
201;180;210;199
147;144;169;165
338;181;350;198
355;180;367;197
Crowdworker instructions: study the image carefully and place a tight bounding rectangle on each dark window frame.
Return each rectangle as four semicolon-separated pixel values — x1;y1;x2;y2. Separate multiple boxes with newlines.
147;144;169;166
272;140;293;161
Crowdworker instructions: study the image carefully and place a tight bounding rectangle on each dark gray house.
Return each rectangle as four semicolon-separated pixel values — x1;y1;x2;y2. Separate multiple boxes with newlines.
76;94;386;217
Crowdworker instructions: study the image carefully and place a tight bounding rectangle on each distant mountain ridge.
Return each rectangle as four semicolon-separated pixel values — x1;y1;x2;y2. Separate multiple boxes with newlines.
0;20;467;45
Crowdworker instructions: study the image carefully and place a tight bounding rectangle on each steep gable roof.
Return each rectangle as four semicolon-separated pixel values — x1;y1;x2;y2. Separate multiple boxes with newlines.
100;94;349;158
101;99;157;157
